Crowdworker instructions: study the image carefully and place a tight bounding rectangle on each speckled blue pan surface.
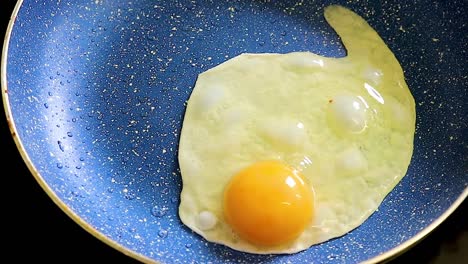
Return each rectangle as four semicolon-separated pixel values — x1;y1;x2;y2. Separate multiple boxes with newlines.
2;0;467;263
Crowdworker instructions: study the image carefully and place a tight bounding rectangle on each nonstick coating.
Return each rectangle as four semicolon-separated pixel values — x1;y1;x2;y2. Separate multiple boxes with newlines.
3;0;467;263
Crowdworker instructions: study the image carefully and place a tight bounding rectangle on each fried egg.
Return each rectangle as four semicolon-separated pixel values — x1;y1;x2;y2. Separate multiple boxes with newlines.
177;5;415;254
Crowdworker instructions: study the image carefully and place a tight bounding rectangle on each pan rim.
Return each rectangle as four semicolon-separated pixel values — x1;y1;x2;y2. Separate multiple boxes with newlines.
2;0;467;263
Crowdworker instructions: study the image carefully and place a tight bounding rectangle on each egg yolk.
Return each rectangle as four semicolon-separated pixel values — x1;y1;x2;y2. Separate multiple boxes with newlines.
223;160;314;246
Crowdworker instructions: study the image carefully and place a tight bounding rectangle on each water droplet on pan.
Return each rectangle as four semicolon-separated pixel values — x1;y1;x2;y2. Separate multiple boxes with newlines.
151;206;168;218
158;229;168;238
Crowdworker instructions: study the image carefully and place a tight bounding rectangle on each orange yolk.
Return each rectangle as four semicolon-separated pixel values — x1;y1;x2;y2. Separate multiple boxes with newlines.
223;160;314;246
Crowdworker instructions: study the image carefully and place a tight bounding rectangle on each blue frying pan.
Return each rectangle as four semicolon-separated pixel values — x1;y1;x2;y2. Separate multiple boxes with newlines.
2;0;467;263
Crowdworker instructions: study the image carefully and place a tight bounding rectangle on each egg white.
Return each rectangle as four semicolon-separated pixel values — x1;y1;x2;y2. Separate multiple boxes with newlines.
178;5;415;254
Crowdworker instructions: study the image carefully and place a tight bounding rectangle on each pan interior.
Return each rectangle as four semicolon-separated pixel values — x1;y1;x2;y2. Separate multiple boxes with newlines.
4;0;467;263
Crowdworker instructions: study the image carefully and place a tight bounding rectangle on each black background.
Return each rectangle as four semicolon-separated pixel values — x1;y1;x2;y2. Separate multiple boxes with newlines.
2;0;466;263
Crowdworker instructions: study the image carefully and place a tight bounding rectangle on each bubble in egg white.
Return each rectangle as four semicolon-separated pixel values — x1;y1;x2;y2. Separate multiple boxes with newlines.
197;85;225;113
260;120;307;149
362;67;384;86
197;211;218;231
286;53;325;69
335;147;368;175
328;95;368;134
